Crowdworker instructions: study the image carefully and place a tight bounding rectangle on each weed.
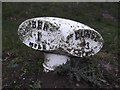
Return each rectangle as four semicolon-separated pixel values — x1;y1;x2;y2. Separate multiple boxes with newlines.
29;80;42;89
54;56;117;88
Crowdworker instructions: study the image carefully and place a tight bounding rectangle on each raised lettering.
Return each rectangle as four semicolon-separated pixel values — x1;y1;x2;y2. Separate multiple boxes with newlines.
29;42;34;47
86;42;90;49
43;44;46;50
34;43;37;48
94;34;100;42
75;30;81;40
37;32;41;41
43;22;49;31
37;20;43;30
38;44;41;49
32;20;36;28
91;31;95;40
84;29;91;38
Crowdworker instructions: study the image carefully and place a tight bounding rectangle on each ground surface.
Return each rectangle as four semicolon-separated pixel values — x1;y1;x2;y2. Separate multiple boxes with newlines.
2;2;119;88
2;50;91;88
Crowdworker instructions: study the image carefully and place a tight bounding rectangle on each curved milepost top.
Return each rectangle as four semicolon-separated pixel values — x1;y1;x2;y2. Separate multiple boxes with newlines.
18;17;103;57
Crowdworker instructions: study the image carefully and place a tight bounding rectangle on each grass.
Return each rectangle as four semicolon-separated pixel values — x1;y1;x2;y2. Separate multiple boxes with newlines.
3;2;118;62
2;2;118;88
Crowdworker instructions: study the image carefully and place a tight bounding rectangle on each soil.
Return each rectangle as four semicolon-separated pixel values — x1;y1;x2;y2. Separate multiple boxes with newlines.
2;50;119;89
38;72;90;88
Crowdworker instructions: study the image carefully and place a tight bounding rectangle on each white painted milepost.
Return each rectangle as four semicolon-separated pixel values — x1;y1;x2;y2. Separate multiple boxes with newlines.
18;17;103;72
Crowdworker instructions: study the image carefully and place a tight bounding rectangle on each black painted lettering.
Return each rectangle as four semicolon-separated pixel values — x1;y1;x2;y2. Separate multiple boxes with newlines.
78;51;82;56
67;34;73;41
84;30;88;38
28;20;31;26
43;44;46;50
86;42;90;49
32;20;36;28
75;30;81;40
37;32;41;41
91;31;95;40
38;44;41;49
29;42;34;47
80;30;84;38
81;51;85;57
37;20;43;29
94;34;100;42
34;43;37;48
80;39;86;47
85;52;89;56
91;49;94;54
43;22;49;31
84;30;91;38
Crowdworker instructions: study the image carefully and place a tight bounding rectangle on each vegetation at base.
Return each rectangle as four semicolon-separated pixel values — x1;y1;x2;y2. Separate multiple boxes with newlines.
54;55;118;88
3;2;118;57
2;2;119;88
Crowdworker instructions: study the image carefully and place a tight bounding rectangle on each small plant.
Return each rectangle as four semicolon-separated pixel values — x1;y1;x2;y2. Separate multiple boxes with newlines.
7;58;19;68
54;56;109;87
29;80;42;89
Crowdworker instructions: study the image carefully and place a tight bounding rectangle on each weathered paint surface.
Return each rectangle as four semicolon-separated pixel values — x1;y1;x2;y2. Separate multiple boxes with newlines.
18;17;103;57
43;53;70;72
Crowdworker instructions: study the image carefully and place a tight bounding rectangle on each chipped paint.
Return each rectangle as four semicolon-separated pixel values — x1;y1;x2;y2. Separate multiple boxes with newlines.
18;17;103;57
43;53;70;72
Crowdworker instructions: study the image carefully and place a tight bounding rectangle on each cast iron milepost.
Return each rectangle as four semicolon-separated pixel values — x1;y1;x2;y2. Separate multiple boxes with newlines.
18;17;103;72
